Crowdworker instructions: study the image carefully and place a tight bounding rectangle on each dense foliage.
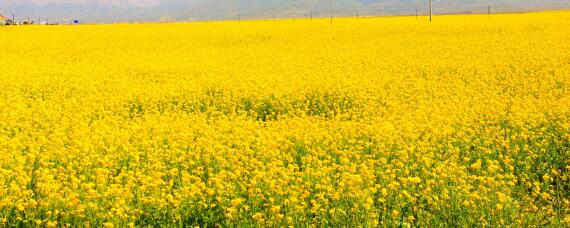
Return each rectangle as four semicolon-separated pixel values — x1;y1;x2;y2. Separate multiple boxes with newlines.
0;11;569;227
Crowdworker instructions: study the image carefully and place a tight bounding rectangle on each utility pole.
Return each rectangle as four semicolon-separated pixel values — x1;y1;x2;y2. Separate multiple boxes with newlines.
416;0;420;20
291;1;295;22
329;0;333;23
357;10;359;20
429;0;432;22
416;7;418;20
12;12;15;24
487;0;490;17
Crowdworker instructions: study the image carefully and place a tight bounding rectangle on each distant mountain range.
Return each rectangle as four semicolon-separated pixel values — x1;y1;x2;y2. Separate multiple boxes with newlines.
1;0;569;23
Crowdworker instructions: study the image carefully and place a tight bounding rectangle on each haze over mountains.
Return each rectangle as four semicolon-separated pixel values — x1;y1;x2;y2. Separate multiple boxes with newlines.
1;0;569;23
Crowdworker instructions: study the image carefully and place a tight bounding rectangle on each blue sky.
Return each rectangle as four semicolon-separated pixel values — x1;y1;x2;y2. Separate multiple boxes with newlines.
1;0;568;22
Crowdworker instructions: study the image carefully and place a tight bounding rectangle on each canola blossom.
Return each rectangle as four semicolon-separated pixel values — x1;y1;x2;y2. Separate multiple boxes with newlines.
0;11;569;227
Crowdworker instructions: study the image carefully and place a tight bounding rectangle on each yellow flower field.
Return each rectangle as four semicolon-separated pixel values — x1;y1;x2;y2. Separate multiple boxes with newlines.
0;11;569;226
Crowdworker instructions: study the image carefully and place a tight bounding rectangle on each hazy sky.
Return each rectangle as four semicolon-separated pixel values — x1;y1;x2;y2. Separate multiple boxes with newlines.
1;0;569;22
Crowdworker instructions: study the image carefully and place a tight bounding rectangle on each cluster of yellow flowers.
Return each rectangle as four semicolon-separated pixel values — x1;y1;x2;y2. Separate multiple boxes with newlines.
0;11;569;226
